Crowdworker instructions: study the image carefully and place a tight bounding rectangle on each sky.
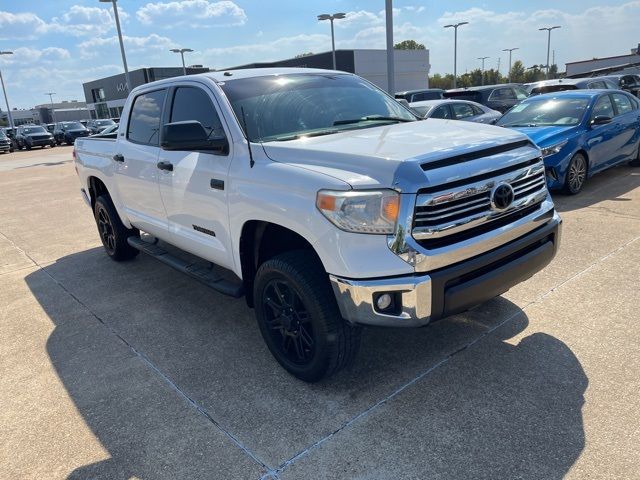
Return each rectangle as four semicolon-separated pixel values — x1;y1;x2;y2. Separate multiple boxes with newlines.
1;0;639;108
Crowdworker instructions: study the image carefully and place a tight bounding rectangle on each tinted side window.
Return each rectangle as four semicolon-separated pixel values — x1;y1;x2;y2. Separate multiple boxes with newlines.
170;87;224;138
451;103;475;119
127;89;166;145
591;95;614;119
470;104;485;115
588;81;606;89
514;87;529;100
612;93;633;115
489;88;516;101
431;105;451;119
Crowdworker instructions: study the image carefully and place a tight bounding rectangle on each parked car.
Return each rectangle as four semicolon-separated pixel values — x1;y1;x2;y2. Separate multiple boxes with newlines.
1;127;17;152
74;68;561;381
525;77;619;96
497;90;640;194
395;89;445;102
15;125;56;150
0;127;12;153
53;121;91;145
86;119;116;134
410;99;502;124
444;84;529;113
600;74;640;97
89;123;118;138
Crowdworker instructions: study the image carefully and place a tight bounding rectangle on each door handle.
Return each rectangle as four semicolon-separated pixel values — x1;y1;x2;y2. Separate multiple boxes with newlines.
157;161;174;172
113;153;124;162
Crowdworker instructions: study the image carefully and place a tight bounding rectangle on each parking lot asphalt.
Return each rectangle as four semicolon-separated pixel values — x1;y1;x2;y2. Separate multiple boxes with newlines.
0;145;639;479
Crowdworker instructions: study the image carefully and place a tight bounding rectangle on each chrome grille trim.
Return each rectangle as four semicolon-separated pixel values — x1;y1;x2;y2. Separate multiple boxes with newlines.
413;160;547;241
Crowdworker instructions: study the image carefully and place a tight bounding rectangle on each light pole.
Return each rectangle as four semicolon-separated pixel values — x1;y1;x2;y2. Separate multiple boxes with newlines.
170;48;194;75
385;0;394;94
502;48;519;83
539;26;561;79
45;92;56;123
317;12;346;70
477;56;489;86
444;21;469;88
100;0;131;92
0;51;14;129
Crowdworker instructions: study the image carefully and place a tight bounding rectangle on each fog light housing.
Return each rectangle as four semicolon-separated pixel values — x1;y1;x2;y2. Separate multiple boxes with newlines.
376;293;393;311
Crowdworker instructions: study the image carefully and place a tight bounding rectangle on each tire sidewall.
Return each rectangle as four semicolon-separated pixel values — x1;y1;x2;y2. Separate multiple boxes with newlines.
254;261;332;381
565;153;587;194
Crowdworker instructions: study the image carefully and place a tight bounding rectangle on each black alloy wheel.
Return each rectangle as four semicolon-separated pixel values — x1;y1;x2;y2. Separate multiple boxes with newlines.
96;203;116;255
564;153;587;194
262;279;315;365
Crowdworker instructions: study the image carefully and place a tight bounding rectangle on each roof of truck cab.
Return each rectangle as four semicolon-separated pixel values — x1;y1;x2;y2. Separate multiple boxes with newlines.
202;67;348;82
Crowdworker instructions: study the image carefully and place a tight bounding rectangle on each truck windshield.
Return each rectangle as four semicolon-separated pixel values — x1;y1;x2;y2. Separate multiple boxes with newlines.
497;98;590;127
219;73;417;142
23;126;47;134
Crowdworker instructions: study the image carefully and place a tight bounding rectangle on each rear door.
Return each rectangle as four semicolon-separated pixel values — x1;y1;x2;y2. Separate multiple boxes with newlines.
156;82;234;269
114;88;168;236
610;92;640;160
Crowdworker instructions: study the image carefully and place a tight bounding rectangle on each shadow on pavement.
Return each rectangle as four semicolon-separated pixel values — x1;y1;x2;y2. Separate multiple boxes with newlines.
552;164;639;213
25;246;587;478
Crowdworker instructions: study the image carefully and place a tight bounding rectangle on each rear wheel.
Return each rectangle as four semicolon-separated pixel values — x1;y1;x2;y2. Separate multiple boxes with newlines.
630;145;640;166
94;195;139;261
563;153;587;194
254;251;361;382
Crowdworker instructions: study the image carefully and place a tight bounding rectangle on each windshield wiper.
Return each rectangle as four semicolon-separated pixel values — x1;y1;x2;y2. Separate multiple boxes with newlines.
333;115;414;126
271;129;341;142
501;122;538;127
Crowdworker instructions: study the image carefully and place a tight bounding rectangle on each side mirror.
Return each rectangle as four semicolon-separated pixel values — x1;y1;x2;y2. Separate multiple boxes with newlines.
590;115;612;126
161;121;228;153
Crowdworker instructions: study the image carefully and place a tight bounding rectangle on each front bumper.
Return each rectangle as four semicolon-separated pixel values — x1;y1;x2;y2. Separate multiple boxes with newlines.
28;138;54;146
331;211;561;327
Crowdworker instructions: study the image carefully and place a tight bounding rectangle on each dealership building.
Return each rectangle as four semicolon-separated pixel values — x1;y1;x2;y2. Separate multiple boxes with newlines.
1;100;90;127
81;49;430;119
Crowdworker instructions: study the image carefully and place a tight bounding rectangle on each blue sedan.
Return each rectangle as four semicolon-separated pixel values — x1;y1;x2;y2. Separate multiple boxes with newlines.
497;90;640;194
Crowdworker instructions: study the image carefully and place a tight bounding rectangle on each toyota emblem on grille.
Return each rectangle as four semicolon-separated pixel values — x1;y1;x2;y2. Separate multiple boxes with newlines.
491;183;515;211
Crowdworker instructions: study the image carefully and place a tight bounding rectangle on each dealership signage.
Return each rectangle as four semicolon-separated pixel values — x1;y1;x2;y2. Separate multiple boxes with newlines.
116;83;128;93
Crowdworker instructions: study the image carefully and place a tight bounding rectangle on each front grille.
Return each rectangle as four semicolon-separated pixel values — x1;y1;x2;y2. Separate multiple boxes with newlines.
413;158;547;249
31;135;50;141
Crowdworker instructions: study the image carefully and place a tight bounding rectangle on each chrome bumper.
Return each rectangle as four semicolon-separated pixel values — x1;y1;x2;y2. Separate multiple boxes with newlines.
331;211;561;328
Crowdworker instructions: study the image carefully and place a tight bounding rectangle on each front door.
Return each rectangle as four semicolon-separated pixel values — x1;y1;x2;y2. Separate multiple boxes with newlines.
586;94;618;172
156;83;234;270
114;88;167;237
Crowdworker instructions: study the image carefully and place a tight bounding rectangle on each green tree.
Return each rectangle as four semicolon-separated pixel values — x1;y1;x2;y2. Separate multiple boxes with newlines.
394;39;426;50
509;60;526;83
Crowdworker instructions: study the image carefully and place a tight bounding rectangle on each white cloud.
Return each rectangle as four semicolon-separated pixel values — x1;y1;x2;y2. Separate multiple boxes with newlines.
0;47;71;64
78;34;174;59
136;0;247;28
0;11;48;39
50;5;124;36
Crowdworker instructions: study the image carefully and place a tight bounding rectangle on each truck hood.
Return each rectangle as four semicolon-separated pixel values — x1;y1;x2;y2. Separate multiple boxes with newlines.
261;120;527;191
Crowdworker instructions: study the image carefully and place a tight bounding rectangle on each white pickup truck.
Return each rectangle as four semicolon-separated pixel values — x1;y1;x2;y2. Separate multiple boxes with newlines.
74;68;561;381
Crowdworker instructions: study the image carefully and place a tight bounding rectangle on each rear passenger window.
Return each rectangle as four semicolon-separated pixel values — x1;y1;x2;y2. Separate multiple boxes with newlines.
612;93;633;115
127;89;166;145
489;88;516;101
170;87;225;139
588;81;606;89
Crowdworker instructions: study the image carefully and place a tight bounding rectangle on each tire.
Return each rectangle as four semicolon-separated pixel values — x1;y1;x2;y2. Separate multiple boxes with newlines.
562;153;588;195
25;144;31;150
93;195;139;261
253;251;361;382
630;145;640;166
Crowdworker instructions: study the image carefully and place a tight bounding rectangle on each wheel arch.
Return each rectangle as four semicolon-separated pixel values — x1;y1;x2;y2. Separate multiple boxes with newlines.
239;220;323;308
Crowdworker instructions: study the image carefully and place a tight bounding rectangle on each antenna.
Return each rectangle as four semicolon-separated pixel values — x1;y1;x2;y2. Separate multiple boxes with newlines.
240;106;254;168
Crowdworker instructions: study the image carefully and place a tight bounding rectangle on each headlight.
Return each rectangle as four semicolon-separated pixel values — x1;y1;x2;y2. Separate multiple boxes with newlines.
316;189;400;234
540;140;568;158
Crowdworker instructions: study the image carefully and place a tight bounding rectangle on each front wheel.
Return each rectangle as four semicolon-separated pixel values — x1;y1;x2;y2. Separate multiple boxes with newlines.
94;195;139;261
254;251;361;382
563;153;588;195
630;145;640;166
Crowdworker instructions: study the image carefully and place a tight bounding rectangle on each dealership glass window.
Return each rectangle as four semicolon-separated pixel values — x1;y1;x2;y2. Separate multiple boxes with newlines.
127;89;166;145
169;87;225;139
95;103;109;119
91;88;106;103
611;93;633;115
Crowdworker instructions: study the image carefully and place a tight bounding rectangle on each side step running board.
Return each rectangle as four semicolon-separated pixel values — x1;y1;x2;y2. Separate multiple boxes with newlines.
127;236;244;298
